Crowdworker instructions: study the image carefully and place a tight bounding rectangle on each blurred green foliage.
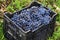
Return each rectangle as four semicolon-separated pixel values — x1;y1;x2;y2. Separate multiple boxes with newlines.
56;13;60;23
56;0;60;8
6;0;32;13
0;20;6;40
48;26;60;40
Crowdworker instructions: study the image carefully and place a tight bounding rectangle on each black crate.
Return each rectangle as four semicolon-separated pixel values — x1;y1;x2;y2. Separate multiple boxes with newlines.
3;1;57;40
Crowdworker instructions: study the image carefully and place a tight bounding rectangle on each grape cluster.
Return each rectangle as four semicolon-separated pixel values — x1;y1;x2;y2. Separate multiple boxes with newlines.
11;6;51;31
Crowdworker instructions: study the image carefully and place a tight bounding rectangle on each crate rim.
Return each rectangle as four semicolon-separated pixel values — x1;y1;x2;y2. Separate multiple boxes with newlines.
4;1;57;33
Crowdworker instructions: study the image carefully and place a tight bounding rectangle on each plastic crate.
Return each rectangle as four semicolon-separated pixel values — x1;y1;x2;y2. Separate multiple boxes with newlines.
3;1;57;40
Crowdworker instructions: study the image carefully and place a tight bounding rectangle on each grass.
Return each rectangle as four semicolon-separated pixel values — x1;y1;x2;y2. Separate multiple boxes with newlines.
48;25;60;40
0;20;5;40
56;0;60;8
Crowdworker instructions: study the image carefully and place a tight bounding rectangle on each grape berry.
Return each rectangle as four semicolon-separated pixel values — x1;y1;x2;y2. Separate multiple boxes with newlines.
11;6;51;31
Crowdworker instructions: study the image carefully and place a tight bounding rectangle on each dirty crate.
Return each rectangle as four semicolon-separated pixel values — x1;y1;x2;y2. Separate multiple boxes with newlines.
3;1;57;40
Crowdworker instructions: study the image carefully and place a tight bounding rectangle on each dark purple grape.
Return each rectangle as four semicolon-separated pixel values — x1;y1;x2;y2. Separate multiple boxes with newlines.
39;7;46;15
11;6;51;31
